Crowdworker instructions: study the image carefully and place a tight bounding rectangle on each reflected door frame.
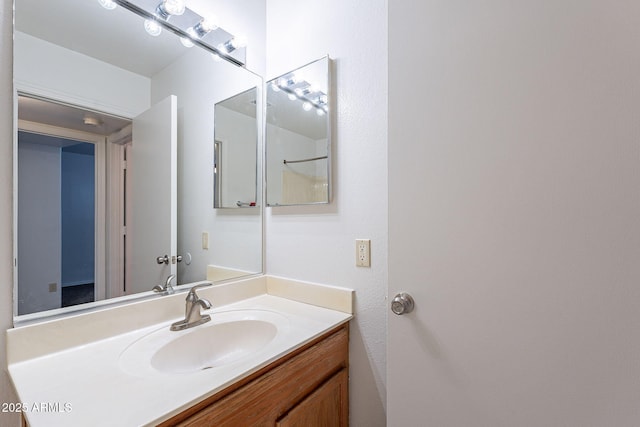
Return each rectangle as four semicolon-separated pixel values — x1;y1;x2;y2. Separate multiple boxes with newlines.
15;117;107;313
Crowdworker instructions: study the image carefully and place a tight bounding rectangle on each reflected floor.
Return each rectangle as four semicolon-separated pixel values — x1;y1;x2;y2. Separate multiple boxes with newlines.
61;283;94;308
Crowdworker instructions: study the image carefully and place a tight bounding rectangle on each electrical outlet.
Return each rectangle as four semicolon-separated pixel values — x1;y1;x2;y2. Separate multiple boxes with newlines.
202;232;209;250
48;283;57;293
356;239;371;267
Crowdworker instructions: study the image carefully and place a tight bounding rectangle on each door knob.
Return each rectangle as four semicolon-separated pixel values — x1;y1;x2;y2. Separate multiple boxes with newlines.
156;255;169;265
391;292;414;315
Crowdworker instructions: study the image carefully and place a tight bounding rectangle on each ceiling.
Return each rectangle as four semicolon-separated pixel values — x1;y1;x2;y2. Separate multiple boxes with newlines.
18;95;131;136
16;0;190;77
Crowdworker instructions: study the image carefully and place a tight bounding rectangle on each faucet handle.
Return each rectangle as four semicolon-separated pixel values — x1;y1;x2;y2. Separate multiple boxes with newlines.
186;282;213;300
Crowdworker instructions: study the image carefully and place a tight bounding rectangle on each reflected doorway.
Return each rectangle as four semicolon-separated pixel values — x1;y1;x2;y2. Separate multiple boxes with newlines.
16;94;132;316
17;135;96;314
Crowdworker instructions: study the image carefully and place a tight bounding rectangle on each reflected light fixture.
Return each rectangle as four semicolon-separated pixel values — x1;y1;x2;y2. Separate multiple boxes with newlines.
277;75;297;88
274;73;329;115
98;0;118;10
83;115;103;126
180;37;194;48
144;19;162;36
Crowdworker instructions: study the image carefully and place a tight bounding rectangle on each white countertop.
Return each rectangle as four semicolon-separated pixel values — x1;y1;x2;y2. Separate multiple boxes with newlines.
6;276;353;427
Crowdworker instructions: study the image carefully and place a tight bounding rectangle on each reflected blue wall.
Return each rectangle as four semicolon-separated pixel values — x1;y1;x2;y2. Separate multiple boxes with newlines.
61;143;94;287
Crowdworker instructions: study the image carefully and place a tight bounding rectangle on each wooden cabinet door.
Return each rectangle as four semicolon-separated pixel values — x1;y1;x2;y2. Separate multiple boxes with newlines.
277;368;348;427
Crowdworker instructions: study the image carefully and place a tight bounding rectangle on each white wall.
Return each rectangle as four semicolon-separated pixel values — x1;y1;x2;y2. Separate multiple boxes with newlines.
0;0;20;424
14;32;150;118
151;47;263;283
17;141;61;315
388;1;640;425
266;1;388;425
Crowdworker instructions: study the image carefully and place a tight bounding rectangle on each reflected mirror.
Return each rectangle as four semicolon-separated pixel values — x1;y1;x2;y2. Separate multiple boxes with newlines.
14;0;263;318
266;56;331;206
213;88;259;209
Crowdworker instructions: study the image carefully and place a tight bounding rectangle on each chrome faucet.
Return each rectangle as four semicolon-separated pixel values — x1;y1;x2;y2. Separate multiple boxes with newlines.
170;283;213;331
152;274;175;294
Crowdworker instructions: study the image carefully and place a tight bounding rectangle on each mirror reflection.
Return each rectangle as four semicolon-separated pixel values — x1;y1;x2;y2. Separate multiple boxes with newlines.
213;88;259;209
14;0;262;317
266;56;331;206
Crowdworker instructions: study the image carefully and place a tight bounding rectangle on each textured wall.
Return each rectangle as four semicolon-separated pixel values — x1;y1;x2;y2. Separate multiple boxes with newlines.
265;1;388;425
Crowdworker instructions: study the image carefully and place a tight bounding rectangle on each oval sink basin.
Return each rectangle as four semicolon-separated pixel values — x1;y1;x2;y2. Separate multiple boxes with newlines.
153;319;275;373
119;309;289;376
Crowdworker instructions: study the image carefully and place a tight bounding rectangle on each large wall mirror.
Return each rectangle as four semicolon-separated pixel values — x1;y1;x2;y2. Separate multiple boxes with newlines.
266;56;331;206
13;0;263;318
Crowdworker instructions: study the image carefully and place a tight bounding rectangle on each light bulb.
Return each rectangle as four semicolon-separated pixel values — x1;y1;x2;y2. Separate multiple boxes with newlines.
192;17;218;38
231;35;247;48
144;19;162;36
287;93;297;101
270;82;280;92
224;35;247;52
320;94;328;104
302;102;312;111
162;0;186;16
316;108;325;116
180;37;194;48
98;0;117;10
200;17;218;32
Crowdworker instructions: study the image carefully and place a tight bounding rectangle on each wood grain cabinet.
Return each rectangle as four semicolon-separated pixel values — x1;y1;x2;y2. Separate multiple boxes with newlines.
159;324;349;427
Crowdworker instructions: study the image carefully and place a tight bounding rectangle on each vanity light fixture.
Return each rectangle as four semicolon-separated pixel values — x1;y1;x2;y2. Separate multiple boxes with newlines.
192;17;218;38
98;0;118;10
183;17;217;48
222;36;248;53
156;0;186;20
98;0;248;66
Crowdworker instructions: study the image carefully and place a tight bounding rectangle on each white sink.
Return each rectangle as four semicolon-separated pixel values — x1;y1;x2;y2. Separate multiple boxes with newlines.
119;309;289;376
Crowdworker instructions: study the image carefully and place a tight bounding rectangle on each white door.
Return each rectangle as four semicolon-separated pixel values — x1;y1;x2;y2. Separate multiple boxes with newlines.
388;1;640;426
127;95;177;294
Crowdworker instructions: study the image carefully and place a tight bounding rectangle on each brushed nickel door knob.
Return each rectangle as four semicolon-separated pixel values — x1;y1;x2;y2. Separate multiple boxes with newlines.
391;292;414;315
